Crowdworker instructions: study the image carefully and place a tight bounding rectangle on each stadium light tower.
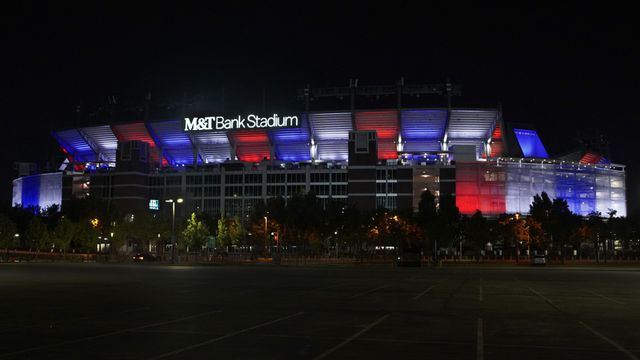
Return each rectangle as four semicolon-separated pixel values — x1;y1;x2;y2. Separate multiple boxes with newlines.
165;198;184;264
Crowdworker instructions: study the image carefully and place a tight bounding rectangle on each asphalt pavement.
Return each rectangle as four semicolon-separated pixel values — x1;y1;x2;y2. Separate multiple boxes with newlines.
1;263;639;359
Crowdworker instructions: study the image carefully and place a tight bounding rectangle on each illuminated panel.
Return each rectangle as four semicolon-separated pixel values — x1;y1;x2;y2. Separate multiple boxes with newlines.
403;140;441;153
455;162;505;215
81;125;118;161
20;175;40;209
192;131;232;163
555;168;596;216
400;109;446;140
53;129;95;162
355;111;398;159
355;111;398;139
229;130;269;143
579;151;603;165
317;141;348;161
448;110;496;139
229;130;270;162
489;141;504;158
378;140;398;160
111;122;164;164
149;120;196;165
513;128;549;158
11;173;62;211
309;112;352;141
449;140;484;159
236;145;270;162
489;122;504;158
269;114;310;144
276;143;311;161
11;177;22;207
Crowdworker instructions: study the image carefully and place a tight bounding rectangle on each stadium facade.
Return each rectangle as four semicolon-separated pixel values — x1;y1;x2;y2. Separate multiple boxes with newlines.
12;88;627;218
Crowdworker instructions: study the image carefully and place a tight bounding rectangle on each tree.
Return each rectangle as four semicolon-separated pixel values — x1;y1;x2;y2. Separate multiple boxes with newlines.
227;216;245;249
435;193;461;254
52;217;75;254
181;213;210;253
462;210;491;253
74;219;99;251
416;190;438;257
217;217;230;251
25;217;50;251
529;192;553;221
586;212;605;261
498;214;530;260
0;213;18;251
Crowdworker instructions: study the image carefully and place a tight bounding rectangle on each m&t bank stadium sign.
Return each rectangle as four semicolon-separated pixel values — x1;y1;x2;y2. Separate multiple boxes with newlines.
183;114;299;131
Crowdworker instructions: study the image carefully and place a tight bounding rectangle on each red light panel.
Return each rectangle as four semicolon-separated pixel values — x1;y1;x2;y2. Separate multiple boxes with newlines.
355;111;399;140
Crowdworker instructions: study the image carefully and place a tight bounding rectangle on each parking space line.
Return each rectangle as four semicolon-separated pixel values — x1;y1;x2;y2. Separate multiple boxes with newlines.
477;318;484;360
311;314;390;360
528;286;638;360
0;309;223;358
147;311;304;360
413;285;436;300
350;285;390;299
578;321;639;360
589;290;626;305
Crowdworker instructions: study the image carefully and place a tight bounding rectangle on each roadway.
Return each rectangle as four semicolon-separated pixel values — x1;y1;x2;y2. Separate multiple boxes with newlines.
1;263;639;359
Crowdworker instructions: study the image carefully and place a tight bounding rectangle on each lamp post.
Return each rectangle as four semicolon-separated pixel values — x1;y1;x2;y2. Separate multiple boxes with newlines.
165;198;184;264
264;215;268;255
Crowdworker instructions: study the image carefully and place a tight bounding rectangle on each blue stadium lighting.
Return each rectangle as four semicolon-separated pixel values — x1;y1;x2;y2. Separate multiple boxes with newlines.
276;144;311;161
514;128;549;158
269;115;310;144
400;110;446;140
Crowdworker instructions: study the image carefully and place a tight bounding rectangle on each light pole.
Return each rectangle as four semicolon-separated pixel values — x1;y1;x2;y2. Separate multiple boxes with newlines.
264;215;268;255
165;198;184;264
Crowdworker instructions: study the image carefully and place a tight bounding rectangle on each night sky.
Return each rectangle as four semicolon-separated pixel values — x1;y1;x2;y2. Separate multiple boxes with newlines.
2;3;638;214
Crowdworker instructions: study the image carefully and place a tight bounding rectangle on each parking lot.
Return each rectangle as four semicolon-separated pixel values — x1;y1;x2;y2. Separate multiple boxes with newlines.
1;263;639;359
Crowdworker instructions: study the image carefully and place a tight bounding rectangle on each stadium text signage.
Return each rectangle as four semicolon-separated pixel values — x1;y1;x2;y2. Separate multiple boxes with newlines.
183;114;299;131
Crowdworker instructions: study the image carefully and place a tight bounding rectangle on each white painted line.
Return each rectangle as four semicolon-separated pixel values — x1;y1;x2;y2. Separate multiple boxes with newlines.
413;285;436;300
479;285;483;303
350;285;390;299
147;311;304;360
589;290;626;305
477;318;484;360
311;314;390;360
528;287;554;304
578;321;639;360
0;309;223;358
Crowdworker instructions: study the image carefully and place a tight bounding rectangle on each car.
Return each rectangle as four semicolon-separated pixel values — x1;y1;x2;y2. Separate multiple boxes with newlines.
132;253;156;262
531;255;546;266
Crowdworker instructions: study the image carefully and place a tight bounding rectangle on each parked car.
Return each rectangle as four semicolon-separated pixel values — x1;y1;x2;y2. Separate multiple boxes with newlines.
132;253;156;262
531;255;546;266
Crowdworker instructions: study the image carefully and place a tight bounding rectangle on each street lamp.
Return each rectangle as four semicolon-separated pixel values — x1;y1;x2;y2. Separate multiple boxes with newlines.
165;198;184;264
264;215;268;255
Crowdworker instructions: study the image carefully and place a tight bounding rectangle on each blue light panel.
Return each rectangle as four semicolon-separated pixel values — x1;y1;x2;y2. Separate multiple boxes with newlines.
400;110;446;140
149;120;197;165
269;114;310;144
276;144;311;161
21;175;40;210
54;129;96;161
513;128;549;158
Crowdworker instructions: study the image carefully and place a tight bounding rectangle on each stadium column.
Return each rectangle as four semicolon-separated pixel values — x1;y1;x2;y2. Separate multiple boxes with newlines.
347;131;378;212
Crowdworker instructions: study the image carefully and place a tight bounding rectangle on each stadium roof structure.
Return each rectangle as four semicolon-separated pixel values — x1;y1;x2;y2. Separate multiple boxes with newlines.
53;108;515;166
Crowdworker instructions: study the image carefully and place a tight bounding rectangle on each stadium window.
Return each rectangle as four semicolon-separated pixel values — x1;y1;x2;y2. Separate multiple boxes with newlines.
166;176;182;186
204;175;221;184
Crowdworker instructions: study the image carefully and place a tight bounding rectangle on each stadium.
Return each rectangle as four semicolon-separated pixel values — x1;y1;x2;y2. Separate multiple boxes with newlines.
12;83;627;218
